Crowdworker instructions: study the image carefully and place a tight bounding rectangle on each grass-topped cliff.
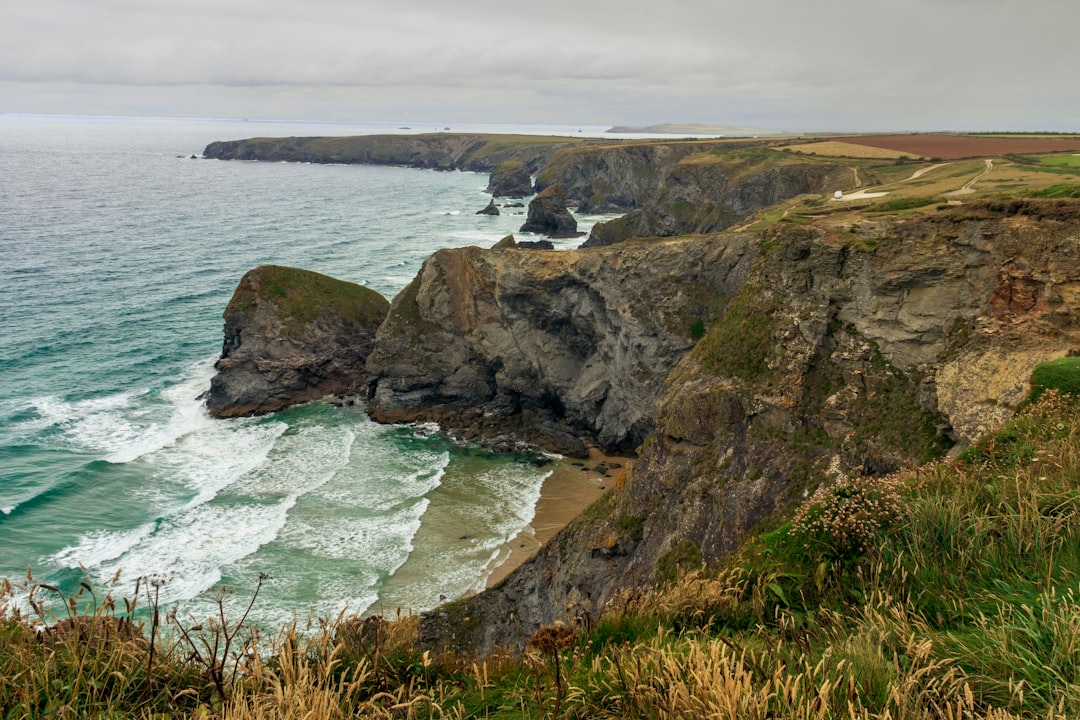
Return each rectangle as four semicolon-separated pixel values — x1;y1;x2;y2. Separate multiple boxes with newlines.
5;386;1079;718
206;265;389;418
202;134;595;173
224;265;388;329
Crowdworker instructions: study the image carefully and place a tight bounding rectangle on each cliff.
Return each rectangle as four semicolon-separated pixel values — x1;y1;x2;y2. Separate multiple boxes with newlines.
365;235;757;456
202;133;588;173
417;200;1080;655
205;265;389;418
581;148;850;245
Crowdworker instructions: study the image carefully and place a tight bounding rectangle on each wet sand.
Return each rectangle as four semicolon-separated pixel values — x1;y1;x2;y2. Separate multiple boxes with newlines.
485;448;631;588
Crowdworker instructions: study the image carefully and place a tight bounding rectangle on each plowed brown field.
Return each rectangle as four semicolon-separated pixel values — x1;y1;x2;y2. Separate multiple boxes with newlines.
836;134;1080;159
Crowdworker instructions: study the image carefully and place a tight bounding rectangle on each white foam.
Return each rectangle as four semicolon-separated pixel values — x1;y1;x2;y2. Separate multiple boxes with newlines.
50;524;155;569
282;500;428;571
50;419;357;606
7;358;220;465
95;499;298;604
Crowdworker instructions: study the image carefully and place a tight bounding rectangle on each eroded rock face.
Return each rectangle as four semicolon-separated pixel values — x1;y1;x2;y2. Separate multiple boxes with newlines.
583;159;849;246
365;236;758;456
519;184;581;238
205;265;389;418
418;201;1080;656
485;160;533;198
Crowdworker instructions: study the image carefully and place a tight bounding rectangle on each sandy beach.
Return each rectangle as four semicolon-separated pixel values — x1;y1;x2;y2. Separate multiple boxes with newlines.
484;448;631;588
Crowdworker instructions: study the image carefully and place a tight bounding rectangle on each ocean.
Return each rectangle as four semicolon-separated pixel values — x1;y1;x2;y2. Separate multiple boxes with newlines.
0;114;609;628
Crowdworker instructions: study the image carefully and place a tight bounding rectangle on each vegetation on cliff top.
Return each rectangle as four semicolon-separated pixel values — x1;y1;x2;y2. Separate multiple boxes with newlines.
226;265;389;328
6;386;1080;718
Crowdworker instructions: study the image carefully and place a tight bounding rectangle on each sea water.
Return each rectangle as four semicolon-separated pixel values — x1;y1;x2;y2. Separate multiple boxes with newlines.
0;114;608;627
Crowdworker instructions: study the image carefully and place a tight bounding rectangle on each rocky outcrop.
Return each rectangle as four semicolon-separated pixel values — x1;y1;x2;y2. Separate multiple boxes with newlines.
517;240;555;250
205;265;389;418
418;200;1080;656
536;142;726;212
582;153;849;246
485;160;533;198
519;184;581;238
365;236;758;456
476;200;500;216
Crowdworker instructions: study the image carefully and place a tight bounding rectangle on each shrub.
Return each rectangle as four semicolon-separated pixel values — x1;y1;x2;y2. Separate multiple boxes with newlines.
790;475;902;562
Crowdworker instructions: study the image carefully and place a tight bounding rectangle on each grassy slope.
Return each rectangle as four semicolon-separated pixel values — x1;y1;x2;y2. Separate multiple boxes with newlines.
5;388;1079;718
226;264;389;328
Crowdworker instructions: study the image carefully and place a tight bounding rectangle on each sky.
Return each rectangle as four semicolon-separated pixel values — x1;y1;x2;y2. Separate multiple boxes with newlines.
2;0;1078;132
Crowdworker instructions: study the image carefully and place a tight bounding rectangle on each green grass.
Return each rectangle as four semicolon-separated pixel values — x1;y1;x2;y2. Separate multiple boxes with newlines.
227;265;389;328
1030;183;1080;198
1040;154;1080;167
691;285;778;382
866;196;940;213
1029;356;1080;401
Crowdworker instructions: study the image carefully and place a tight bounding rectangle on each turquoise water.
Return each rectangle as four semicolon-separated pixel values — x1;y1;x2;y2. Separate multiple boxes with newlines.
0;115;603;626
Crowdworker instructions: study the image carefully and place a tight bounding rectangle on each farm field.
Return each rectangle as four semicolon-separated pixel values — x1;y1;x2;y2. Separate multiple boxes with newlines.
835;133;1080;159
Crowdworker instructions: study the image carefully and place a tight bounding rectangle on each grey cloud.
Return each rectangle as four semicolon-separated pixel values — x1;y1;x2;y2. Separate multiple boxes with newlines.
2;0;1078;130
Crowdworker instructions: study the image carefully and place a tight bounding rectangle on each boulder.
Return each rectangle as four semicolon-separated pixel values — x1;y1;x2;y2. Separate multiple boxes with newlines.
476;200;500;216
205;265;389;418
519;184;581;238
517;240;555;250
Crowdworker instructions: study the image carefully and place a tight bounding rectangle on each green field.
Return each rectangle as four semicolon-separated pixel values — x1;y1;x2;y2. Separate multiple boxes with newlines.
1040;154;1080;167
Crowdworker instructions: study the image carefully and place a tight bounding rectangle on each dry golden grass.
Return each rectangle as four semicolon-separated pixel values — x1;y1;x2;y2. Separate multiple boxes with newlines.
780;142;922;159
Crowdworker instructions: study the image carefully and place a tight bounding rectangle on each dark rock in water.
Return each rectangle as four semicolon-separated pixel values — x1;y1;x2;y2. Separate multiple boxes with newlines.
519;184;582;238
517;240;555;250
492;234;517;249
205;265;389;418
486;160;533;198
503;202;525;208
476;199;500;216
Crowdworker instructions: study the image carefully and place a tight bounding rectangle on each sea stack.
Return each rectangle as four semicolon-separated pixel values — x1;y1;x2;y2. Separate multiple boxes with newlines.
205;265;389;418
520;184;581;238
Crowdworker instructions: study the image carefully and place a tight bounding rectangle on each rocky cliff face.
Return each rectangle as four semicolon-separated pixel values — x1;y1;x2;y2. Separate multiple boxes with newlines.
583;151;850;246
202;134;584;173
418;200;1080;656
365;236;758;456
485;160;533;197
205;265;389;418
535;142;708;212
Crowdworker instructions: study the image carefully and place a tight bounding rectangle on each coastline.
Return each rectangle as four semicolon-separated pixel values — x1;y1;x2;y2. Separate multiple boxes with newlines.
484;448;631;588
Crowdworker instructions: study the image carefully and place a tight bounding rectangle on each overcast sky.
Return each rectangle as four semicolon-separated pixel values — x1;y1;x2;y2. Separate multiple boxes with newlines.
2;0;1077;131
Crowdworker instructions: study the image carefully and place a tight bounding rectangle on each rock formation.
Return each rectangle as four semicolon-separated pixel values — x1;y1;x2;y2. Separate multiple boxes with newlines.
205;265;389;418
476;200;500;216
418;200;1080;655
582;152;849;246
202;134;583;173
519;184;581;238
516;240;555;250
365;236;757;456
485;160;533;198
